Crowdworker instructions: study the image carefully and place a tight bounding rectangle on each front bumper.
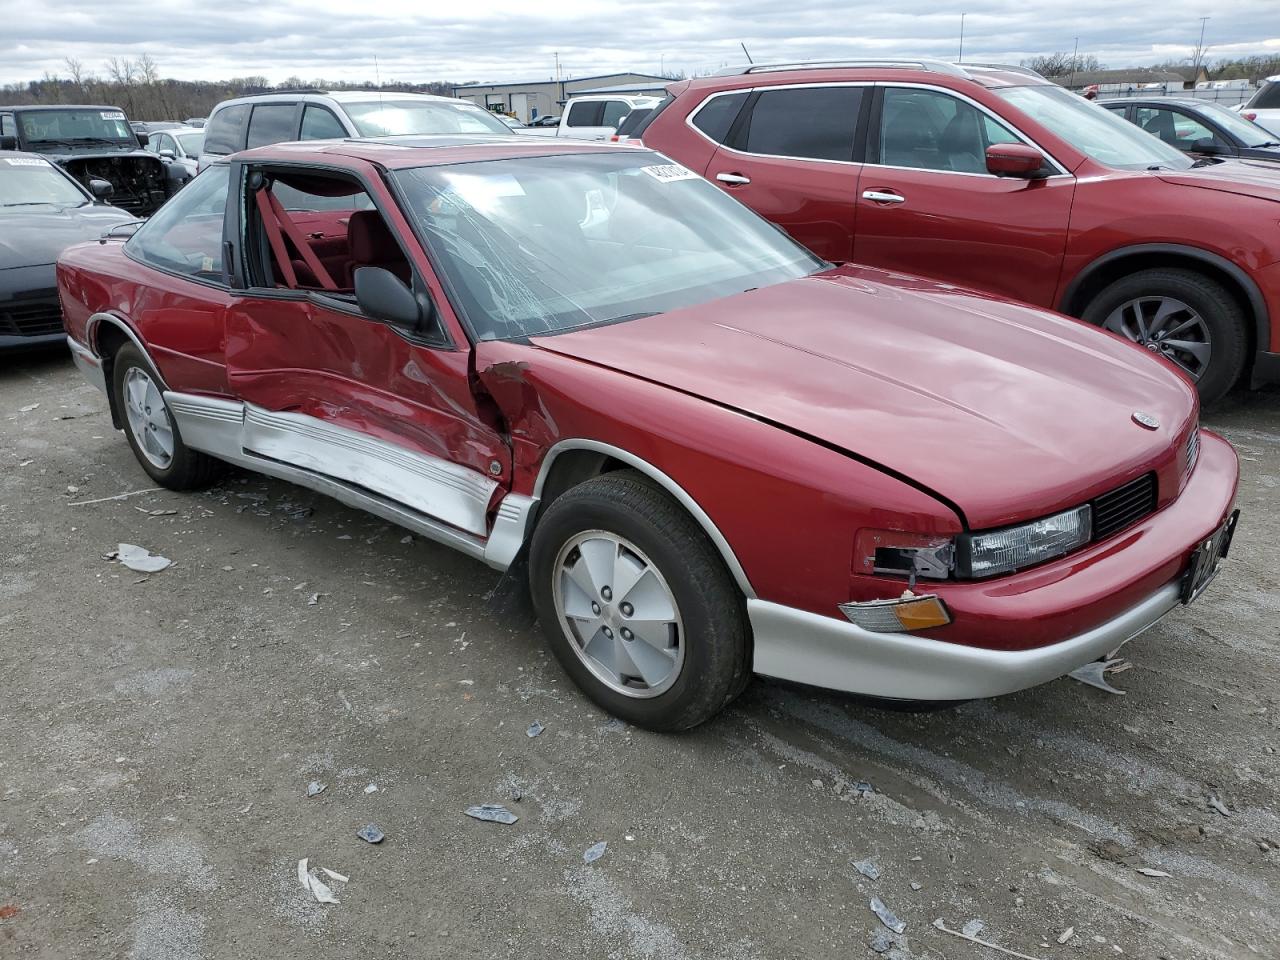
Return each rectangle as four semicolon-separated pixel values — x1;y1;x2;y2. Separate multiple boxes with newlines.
750;582;1180;701
749;430;1239;701
68;335;108;394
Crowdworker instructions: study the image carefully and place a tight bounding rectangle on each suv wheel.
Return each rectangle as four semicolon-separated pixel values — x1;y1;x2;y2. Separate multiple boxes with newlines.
112;343;224;489
1082;268;1247;404
528;471;750;731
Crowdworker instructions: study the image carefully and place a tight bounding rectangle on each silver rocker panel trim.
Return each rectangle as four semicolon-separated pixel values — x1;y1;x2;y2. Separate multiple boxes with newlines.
163;391;531;568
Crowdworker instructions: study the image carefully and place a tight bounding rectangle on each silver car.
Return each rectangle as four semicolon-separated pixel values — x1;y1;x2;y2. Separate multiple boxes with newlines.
144;126;204;191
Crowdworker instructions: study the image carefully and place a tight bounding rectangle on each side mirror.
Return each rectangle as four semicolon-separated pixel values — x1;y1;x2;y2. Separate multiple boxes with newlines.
354;266;430;332
89;178;115;200
158;148;176;160
985;142;1049;179
135;131;150;147
0;134;16;150
1191;137;1225;155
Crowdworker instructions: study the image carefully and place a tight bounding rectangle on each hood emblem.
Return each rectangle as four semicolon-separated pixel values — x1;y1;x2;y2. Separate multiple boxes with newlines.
1132;411;1160;430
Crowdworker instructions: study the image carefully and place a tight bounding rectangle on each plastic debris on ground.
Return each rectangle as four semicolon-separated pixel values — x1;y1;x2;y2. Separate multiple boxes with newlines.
307;781;326;797
932;918;1046;960
1208;795;1231;816
364;783;378;794
527;721;544;738
869;930;895;953
1068;657;1131;694
583;841;607;863
1057;927;1075;944
962;919;986;937
870;896;906;934
1137;867;1171;877
356;823;385;844
854;859;881;881
465;804;519;825
107;543;172;573
297;857;346;904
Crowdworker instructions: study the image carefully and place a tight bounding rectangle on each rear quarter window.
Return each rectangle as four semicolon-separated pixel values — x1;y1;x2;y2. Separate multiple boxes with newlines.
1249;82;1280;109
203;103;250;155
690;92;748;144
566;101;605;127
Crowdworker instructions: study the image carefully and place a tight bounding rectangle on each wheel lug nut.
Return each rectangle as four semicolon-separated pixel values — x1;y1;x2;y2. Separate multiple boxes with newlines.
621;628;633;640
620;602;633;616
603;627;613;638
601;586;612;601
591;602;601;615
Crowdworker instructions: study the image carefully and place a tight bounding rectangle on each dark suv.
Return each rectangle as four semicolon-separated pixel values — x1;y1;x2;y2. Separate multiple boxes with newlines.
0;104;168;216
639;60;1280;402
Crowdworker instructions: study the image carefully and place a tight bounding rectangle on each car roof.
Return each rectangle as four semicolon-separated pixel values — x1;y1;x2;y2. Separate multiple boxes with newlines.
0;103;127;112
680;60;1050;94
234;135;630;170
1101;96;1210;107
214;90;458;110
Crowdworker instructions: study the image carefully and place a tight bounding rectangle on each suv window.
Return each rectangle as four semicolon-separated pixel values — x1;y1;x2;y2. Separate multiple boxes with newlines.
740;86;862;162
566;101;604;127
878;88;1016;174
0;114;14;137
1248;81;1280;110
246;104;298;149
126;166;229;282
602;101;631;127
203;103;250;155
301;105;346;140
690;92;748;144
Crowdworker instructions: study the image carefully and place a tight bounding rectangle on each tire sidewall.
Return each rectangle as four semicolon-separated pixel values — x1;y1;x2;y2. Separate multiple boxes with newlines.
1083;270;1246;404
529;481;740;730
112;344;189;486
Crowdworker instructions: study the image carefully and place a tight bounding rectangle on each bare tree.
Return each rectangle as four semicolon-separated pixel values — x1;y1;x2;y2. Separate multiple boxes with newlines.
1021;52;1102;78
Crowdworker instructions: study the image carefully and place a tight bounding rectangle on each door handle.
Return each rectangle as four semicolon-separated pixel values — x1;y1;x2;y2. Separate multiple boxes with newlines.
716;172;751;185
862;189;906;204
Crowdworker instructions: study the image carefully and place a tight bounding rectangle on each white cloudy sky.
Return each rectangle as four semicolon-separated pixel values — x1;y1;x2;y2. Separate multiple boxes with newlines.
1;0;1277;86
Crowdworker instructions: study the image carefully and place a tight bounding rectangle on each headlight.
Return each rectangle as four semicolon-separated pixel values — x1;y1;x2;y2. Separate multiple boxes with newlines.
954;505;1092;579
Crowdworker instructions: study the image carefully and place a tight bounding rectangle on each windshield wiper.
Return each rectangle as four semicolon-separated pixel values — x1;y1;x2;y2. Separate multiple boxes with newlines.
1254;141;1280;148
1191;157;1222;167
1;201;60;207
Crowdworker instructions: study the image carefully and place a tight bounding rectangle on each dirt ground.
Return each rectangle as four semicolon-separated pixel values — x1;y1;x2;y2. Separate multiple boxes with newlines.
1;348;1278;960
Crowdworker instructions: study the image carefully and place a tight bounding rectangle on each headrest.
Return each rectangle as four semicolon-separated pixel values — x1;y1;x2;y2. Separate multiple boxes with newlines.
349;210;402;263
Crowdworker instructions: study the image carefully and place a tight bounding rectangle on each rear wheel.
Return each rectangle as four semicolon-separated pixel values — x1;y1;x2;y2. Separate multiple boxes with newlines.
528;471;749;731
1081;268;1247;404
112;343;223;490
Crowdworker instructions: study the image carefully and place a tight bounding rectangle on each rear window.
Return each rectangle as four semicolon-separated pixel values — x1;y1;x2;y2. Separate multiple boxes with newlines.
601;101;631;127
615;108;653;137
246;104;298;149
741;86;862;162
1248;80;1280;110
690;92;748;144
566;101;605;127
203;103;250;155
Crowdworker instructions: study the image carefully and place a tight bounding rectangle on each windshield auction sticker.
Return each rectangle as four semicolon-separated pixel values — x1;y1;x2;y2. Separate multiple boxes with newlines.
639;163;699;183
100;111;126;120
2;157;47;166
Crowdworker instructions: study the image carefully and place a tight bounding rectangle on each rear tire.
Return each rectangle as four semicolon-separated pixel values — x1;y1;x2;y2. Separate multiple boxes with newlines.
1081;267;1247;405
112;343;223;490
528;471;749;731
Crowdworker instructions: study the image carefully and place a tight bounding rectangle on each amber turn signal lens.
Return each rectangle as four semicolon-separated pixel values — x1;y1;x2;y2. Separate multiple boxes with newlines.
838;594;952;633
893;595;952;630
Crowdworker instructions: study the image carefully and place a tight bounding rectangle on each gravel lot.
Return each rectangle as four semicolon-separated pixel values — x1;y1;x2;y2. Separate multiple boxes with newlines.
2;349;1278;960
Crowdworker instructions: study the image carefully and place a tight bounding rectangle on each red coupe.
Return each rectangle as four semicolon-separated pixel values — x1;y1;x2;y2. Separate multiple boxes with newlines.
57;138;1239;730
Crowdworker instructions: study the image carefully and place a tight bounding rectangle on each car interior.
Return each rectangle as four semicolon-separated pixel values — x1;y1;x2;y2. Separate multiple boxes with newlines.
879;91;1018;174
247;169;412;294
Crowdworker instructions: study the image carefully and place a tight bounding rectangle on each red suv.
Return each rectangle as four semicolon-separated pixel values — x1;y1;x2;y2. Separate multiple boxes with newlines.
639;59;1280;403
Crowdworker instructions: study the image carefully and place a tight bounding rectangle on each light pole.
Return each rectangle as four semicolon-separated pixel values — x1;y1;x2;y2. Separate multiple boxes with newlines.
1068;36;1079;88
1193;17;1209;78
958;13;966;63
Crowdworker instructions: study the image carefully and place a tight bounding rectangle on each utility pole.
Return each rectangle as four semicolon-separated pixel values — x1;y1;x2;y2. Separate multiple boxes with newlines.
958;13;966;63
1192;17;1209;78
554;51;561;82
1068;36;1079;88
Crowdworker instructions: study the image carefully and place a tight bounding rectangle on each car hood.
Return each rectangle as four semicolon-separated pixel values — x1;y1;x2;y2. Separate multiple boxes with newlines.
533;267;1196;529
0;204;136;270
1157;159;1280;202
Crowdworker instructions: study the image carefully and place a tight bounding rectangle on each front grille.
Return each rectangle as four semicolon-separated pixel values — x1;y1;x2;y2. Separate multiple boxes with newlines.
1185;428;1201;478
1090;473;1157;541
1;300;64;338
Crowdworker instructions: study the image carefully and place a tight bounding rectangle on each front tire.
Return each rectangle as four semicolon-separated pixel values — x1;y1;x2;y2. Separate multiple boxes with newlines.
528;471;749;731
112;343;223;490
1081;268;1247;405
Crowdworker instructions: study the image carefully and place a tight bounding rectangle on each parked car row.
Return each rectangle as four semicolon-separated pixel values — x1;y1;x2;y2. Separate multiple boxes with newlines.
632;60;1280;403
52;66;1241;728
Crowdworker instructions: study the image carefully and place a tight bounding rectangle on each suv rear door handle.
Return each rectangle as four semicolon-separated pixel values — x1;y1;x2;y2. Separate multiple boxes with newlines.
862;189;906;204
716;172;751;185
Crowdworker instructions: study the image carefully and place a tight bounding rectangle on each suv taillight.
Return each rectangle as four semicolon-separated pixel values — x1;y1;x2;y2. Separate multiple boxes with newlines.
1243;111;1258;121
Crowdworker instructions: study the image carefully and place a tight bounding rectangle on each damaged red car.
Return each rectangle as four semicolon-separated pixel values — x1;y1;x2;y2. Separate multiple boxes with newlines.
57;138;1240;730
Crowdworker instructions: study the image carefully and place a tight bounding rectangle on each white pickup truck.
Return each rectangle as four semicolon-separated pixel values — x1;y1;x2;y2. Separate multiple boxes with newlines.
1234;76;1280;137
518;94;662;141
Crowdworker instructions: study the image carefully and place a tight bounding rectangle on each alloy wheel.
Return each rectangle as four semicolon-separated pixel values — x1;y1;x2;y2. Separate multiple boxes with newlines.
1102;296;1212;381
552;530;684;698
122;367;175;469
